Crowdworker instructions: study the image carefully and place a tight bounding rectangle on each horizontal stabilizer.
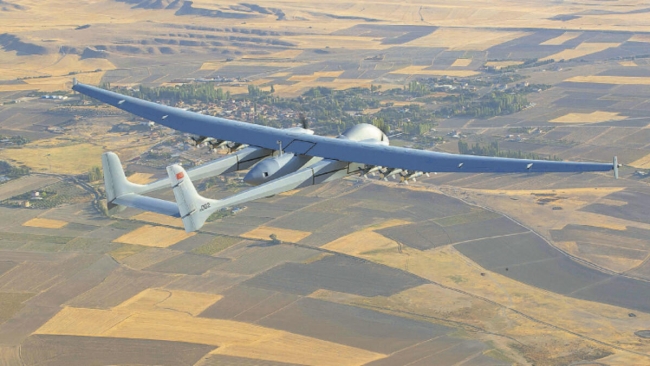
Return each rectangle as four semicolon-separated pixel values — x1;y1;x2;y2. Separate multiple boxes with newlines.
102;147;272;210
114;194;180;217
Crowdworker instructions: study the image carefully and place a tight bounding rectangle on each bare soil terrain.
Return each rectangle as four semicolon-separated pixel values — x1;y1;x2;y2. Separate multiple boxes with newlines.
2;0;650;365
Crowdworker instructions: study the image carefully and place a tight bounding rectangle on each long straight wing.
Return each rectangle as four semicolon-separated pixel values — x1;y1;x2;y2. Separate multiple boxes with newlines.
73;82;615;174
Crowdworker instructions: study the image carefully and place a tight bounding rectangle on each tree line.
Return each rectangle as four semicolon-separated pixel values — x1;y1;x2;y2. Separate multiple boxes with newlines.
442;92;529;118
0;160;30;178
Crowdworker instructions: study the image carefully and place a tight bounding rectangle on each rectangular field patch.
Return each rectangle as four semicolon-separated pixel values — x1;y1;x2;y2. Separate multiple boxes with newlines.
127;173;155;184
114;225;195;248
550;111;627;124
565;75;650;85
241;226;311;243
22;218;68;229
390;66;479;77
450;58;472;67
132;212;183;228
541;42;620;62
540;32;582;46
35;305;385;366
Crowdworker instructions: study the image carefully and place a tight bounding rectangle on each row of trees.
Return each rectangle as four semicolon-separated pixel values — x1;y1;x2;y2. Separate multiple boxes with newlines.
88;166;103;183
442;92;529;118
0;135;30;145
0;160;30;178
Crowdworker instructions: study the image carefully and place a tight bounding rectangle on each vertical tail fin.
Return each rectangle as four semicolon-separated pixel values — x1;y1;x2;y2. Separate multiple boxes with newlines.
167;164;219;232
102;152;146;214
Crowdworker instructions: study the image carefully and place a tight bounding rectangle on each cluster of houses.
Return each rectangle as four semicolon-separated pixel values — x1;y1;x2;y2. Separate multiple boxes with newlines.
4;191;46;208
192;99;300;125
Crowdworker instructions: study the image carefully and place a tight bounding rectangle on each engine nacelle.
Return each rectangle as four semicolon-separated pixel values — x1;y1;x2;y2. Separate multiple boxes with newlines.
244;153;315;186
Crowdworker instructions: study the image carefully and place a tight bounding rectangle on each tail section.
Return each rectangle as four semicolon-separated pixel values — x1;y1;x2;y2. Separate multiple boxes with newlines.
102;152;146;214
167;164;220;232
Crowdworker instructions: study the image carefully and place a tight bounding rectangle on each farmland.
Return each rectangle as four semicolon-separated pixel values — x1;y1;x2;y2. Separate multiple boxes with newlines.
2;0;650;364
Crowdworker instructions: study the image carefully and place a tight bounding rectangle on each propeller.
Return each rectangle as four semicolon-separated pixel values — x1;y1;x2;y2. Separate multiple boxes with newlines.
299;113;309;130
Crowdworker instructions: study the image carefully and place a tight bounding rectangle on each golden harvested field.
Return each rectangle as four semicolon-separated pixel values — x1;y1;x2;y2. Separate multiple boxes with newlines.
210;331;384;366
403;28;529;50
565;75;650;85
389;66;479;77
0;142;104;175
22;218;68;229
367;219;411;231
36;295;385;366
116;288;222;316
325;235;650;361
629;34;650;43
540;32;583;46
273;79;378;98
126;173;155;185
288;71;345;82
458;188;629;232
241;226;311;242
554;240;643;273
243;49;304;60
323;231;397;257
382;100;427;107
452;186;650;272
35;307;132;337
132;212;184;228
114;225;195;247
200;60;307;71
450;58;472;67
108;244;148;261
596;198;629;207
469;187;625;197
542;42;620;61
619;60;638;67
23;72;106;88
0;51;115;83
282;35;387;50
323;219;409;256
629;153;650;169
550;111;627;123
218;86;250;95
250;78;274;86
